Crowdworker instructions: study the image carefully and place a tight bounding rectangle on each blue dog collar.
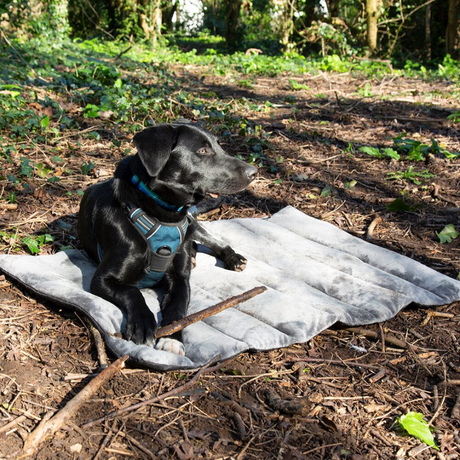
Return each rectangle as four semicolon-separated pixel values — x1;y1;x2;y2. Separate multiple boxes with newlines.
131;175;183;212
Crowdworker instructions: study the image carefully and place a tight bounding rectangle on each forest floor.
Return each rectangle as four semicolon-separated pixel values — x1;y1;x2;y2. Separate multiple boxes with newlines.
1;47;460;459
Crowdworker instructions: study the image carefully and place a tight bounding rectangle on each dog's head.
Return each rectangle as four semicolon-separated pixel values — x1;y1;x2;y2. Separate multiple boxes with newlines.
131;120;257;205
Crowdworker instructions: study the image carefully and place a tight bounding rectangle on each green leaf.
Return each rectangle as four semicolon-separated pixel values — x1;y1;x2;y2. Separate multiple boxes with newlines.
80;161;95;175
40;116;50;128
436;224;459;244
385;198;413;212
84;104;100;118
398;412;438;450
447;110;460;122
19;157;34;177
359;146;384;158
344;180;357;190
21;236;40;254
381;148;400;160
320;186;333;197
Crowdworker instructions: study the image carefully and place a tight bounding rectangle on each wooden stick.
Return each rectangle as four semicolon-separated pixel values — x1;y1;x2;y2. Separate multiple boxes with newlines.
155;286;267;338
366;216;382;240
21;355;128;458
0;415;27;435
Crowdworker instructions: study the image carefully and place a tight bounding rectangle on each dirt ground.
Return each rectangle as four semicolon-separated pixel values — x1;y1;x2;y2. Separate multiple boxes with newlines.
1;62;460;459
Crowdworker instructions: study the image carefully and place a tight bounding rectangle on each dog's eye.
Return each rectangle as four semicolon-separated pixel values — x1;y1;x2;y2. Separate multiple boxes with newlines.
197;147;213;156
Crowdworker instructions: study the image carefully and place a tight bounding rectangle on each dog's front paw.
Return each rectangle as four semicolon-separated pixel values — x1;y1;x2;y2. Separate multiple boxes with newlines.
125;308;157;346
224;252;247;272
155;338;185;356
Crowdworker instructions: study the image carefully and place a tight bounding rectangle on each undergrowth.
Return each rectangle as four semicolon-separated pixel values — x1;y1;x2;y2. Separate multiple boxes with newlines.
1;37;459;254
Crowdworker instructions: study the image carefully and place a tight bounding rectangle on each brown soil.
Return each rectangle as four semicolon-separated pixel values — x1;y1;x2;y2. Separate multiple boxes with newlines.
1;64;460;459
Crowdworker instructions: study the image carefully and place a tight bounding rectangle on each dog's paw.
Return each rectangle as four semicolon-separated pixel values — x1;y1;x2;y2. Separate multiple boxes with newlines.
155;338;185;356
125;308;157;346
224;253;247;272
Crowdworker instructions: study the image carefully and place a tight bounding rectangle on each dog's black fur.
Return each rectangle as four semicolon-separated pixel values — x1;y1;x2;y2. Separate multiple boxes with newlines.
77;120;257;355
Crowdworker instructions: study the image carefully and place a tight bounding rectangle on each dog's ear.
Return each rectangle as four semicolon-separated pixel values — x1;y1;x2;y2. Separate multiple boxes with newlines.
133;125;176;177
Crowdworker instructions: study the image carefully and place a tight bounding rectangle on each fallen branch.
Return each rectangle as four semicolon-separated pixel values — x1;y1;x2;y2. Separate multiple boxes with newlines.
155;286;267;338
345;327;408;349
264;389;308;415
21;355;128;457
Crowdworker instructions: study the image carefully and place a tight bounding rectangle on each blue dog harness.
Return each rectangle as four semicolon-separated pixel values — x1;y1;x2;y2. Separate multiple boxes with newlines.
97;175;190;288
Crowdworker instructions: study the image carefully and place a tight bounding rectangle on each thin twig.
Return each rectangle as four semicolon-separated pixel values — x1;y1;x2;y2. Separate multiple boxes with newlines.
295;357;381;370
111;46;133;61
155;286;266;338
81;355;224;429
429;361;447;425
21;356;128;457
84;317;108;369
0;29;35;74
345;327;408;349
367;216;382;240
0;415;27;435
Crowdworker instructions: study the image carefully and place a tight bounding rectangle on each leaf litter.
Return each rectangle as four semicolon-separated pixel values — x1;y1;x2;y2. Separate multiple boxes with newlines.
0;43;460;459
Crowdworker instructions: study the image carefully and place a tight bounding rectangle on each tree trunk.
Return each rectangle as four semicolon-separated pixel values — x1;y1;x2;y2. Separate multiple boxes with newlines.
152;2;162;47
446;0;459;58
224;0;242;49
137;0;161;47
163;1;178;32
425;3;432;60
366;0;380;54
280;0;294;49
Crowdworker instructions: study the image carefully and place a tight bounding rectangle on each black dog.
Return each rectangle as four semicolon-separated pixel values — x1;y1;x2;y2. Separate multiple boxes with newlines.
78;120;257;355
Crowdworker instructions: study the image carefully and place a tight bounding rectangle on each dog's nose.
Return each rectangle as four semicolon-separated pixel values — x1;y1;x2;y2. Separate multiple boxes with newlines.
245;164;258;182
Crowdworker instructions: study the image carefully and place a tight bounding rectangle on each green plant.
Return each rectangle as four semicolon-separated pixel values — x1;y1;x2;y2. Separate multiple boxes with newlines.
19;157;34;177
21;234;54;255
320;186;334;197
386;167;435;185
392;135;459;161
80;162;95;175
289;80;311;91
357;83;373;98
238;80;254;88
447;110;460;123
436;224;458;244
344;180;357;190
83;104;101;118
385;198;417;212
359;146;400;160
397;412;438;450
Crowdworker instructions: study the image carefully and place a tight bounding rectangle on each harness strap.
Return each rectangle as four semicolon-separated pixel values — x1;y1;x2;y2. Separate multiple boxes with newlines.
96;205;189;287
127;205;189;273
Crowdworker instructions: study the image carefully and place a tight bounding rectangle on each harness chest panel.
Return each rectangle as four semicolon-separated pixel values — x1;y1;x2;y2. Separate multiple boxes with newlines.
97;206;189;288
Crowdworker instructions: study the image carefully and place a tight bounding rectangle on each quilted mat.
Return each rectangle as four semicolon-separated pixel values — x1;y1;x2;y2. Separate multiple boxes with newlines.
0;206;459;370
